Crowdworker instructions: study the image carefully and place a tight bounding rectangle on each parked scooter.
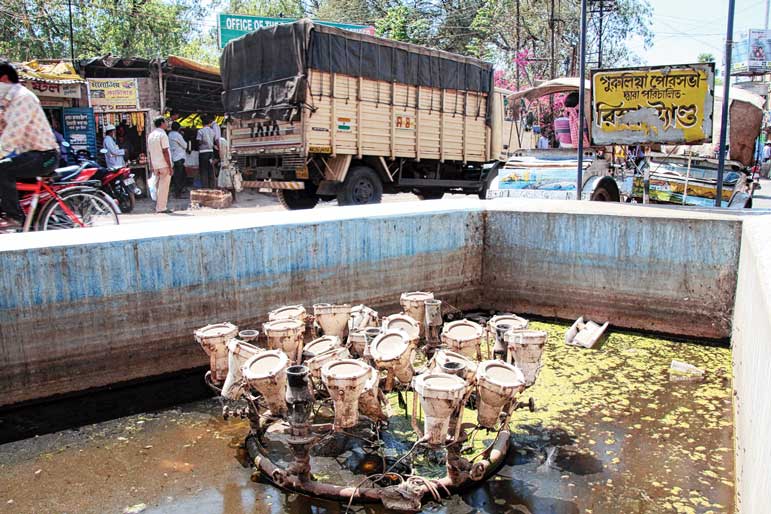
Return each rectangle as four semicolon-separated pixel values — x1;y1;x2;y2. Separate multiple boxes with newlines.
73;149;140;213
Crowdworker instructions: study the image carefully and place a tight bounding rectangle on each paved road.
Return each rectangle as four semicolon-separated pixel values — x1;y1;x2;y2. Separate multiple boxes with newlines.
120;189;469;224
121;180;771;225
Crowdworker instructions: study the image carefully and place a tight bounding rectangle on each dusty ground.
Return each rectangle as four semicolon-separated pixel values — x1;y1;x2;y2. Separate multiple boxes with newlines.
0;321;733;514
120;176;771;224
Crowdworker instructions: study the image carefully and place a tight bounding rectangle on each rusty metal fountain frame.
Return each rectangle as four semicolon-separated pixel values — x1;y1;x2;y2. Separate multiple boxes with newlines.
194;293;546;512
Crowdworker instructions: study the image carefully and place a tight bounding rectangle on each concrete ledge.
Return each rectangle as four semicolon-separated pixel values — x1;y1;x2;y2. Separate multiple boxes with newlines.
0;199;754;407
732;215;771;514
483;204;742;339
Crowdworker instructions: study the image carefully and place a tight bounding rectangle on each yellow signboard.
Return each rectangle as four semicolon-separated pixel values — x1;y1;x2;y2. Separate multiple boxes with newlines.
87;78;140;111
591;63;715;145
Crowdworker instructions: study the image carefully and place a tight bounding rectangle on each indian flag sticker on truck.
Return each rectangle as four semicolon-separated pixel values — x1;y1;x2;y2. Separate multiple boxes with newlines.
395;113;415;130
337;117;352;131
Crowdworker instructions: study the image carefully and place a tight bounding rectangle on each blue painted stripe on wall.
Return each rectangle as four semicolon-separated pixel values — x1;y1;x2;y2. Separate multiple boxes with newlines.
0;211;477;311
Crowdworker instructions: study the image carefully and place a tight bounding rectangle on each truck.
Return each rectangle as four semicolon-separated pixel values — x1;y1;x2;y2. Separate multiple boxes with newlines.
220;19;512;209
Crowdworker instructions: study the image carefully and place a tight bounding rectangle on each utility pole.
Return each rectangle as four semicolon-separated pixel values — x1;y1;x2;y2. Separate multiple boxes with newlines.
588;0;617;68
516;0;521;91
716;0;736;207
67;0;75;63
550;0;556;79
766;0;770;29
576;0;588;198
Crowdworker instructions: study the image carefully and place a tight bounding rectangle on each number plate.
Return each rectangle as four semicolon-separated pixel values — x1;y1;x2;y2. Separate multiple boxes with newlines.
123;177;135;186
295;166;309;179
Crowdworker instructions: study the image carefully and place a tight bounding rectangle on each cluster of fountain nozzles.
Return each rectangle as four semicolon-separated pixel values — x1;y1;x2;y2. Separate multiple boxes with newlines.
194;292;548;509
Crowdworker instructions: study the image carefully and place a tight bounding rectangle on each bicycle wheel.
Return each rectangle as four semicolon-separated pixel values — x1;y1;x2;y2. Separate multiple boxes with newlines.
38;190;119;231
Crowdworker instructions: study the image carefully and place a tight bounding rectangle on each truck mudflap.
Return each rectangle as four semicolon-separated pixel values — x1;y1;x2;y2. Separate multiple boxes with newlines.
242;180;305;190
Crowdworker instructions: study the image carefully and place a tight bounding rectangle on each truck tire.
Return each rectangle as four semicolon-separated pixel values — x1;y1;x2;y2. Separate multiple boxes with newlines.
590;178;621;202
337;166;383;206
415;190;445;200
276;189;319;210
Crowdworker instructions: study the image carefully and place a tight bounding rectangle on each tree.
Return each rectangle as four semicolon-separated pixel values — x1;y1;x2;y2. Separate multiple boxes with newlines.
0;0;215;61
470;0;654;86
698;53;716;63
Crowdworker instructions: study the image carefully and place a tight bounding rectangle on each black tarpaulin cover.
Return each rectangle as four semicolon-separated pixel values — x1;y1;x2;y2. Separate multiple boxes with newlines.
220;19;493;122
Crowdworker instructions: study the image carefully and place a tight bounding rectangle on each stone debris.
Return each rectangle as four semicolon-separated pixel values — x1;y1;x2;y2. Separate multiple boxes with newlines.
669;360;705;382
123;503;147;513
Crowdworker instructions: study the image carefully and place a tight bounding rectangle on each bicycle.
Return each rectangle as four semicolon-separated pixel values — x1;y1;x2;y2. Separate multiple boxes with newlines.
7;174;120;233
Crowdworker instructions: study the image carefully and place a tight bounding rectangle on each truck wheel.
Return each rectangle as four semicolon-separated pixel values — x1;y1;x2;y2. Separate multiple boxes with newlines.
415;190;445;200
591;186;613;201
276;189;319;210
337;166;383;206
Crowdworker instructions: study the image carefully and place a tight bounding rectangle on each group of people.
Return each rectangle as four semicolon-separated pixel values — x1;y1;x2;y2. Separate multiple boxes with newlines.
143;114;237;214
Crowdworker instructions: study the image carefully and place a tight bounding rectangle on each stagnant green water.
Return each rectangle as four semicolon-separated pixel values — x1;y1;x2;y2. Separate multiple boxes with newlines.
0;321;733;514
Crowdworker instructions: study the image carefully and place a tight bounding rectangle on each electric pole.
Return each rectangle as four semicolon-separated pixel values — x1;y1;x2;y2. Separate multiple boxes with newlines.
588;0;617;68
716;0;736;207
67;0;75;63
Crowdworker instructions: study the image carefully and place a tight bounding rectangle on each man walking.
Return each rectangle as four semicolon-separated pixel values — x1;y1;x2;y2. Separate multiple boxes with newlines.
0;60;59;229
196;116;216;189
168;121;187;198
147;116;173;213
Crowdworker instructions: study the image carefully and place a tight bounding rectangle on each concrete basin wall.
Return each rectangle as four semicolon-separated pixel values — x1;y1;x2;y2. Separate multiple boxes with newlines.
732;215;771;514
482;202;743;339
0;204;484;406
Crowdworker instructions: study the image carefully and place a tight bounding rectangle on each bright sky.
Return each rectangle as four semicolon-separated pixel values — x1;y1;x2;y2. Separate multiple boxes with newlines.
633;0;771;66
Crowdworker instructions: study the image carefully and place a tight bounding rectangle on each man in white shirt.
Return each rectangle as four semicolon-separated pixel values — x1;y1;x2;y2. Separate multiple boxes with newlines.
196;117;216;188
102;124;126;169
147;116;173;213
168;121;187;198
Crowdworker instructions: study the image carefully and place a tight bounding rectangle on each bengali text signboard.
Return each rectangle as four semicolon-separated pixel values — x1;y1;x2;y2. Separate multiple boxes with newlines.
590;63;715;146
731;29;771;75
218;14;375;48
87;78;140;111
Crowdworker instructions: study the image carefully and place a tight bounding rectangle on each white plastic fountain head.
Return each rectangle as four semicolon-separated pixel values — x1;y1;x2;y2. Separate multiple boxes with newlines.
347;329;368;358
321;359;371;430
221;338;263;400
238;329;260;343
263;318;305;364
358;366;387;421
313;303;352;337
505;329;547;387
412;372;467;446
242;350;289;416
381;314;420;346
348;304;379;332
302;336;349;379
475;360;525;428
268;304;307;322
194;322;239;384
369;330;414;385
441;319;484;359
487;314;529;334
399;291;434;335
432;349;477;383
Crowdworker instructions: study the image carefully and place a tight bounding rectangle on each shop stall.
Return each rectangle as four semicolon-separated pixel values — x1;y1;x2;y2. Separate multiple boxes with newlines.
16;60;94;164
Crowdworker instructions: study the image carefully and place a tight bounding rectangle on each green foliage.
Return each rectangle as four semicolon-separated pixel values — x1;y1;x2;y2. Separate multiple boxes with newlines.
698;53;716;63
226;0;304;18
0;0;214;61
375;5;430;45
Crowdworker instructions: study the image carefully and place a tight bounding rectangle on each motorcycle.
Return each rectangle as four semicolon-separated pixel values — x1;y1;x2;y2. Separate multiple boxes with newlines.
73;149;139;213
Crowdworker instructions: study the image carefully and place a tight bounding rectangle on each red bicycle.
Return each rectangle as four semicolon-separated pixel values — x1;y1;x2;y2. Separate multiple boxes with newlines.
9;173;120;232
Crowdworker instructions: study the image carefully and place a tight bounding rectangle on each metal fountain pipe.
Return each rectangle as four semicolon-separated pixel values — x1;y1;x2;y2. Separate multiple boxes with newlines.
247;426;512;507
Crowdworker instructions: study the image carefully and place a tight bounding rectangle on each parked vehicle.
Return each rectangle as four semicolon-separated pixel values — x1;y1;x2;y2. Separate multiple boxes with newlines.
4;168;120;233
221;19;512;209
73;149;139;213
488;77;762;208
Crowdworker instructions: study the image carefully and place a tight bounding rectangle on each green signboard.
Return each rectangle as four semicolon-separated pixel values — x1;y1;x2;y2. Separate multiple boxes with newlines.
218;14;376;48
